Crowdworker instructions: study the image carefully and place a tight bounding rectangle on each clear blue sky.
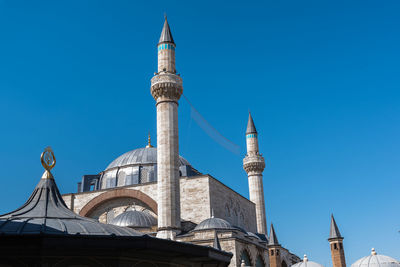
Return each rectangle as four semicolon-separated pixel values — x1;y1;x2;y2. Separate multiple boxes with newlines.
0;0;399;265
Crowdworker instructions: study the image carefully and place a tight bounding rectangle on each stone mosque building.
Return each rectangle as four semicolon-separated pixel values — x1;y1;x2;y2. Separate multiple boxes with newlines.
59;18;400;267
61;17;300;267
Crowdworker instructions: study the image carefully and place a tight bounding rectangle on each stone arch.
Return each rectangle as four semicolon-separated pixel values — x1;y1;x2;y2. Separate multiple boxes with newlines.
255;253;267;267
282;260;288;267
239;248;253;266
79;188;157;217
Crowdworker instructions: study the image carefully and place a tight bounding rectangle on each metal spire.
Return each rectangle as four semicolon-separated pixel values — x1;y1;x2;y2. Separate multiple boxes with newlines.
146;132;153;148
158;15;175;45
329;214;343;239
268;223;280;246
246;112;257;135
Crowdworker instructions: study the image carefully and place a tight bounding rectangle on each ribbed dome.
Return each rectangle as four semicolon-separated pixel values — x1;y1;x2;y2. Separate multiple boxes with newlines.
193;217;236;231
110;210;157;228
292;255;324;267
105;147;190;170
351;249;400;267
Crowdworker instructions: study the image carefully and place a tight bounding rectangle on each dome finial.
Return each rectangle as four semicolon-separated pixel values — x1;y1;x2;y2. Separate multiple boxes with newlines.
371;248;377;255
303;255;308;262
40;146;56;179
211;208;215;218
146;132;153;148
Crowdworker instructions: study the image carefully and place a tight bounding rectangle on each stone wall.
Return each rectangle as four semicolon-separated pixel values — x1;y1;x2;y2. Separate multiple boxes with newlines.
208;177;257;233
62;175;256;231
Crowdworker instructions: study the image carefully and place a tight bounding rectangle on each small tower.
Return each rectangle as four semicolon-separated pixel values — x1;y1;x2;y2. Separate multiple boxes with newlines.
243;113;267;234
151;16;183;239
268;224;282;267
329;215;346;267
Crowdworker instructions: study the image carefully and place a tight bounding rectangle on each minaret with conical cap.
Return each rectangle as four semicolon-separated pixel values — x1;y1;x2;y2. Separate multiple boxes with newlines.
151;16;183;239
329;215;346;267
243;113;267;234
268;224;282;267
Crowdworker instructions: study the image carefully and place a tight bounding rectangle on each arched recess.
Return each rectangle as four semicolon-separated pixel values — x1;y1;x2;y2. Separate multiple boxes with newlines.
256;255;266;267
79;188;157;217
282;260;288;267
240;249;252;266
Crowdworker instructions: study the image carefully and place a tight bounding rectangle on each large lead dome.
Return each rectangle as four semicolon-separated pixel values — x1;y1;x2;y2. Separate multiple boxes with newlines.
106;147;190;170
78;145;201;192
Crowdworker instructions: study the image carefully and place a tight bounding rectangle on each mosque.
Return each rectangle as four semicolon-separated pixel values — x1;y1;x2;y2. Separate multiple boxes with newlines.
58;17;400;267
0;16;397;267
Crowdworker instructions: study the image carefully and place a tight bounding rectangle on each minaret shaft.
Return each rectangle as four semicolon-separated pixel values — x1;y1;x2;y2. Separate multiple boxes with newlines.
156;101;180;237
158;46;175;73
330;239;346;267
248;174;266;233
151;17;182;239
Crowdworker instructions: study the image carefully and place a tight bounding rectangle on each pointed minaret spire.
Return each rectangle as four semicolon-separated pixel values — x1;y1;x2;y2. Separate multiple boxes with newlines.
330;214;342;239
268;223;280;246
159;15;175;45
213;231;222;250
328;214;346;267
246;112;257;134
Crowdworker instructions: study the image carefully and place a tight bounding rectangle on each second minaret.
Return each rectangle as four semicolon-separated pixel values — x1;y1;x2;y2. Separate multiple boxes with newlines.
243;113;267;234
151;17;182;239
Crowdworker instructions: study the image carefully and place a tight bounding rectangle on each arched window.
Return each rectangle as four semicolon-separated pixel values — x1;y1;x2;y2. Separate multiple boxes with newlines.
240;250;252;266
256;255;265;267
282;260;288;267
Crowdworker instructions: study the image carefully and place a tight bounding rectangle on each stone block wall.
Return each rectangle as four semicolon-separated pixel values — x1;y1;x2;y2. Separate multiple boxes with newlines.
208;177;257;233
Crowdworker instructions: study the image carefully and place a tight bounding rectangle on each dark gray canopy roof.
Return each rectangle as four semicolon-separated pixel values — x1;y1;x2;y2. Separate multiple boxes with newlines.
159;17;174;45
246;113;257;134
105;147;190;171
193;217;236;231
111;210;157;228
329;214;342;240
0;171;141;237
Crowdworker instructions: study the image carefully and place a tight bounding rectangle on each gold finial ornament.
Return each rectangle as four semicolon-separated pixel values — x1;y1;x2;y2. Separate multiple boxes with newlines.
146;133;153;148
41;146;56;179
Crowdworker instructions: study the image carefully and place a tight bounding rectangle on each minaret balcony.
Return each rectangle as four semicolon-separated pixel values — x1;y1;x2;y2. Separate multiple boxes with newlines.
151;73;183;102
243;155;265;174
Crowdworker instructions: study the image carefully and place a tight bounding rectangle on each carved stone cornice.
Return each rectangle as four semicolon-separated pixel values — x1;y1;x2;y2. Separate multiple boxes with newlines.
151;73;183;103
243;155;265;174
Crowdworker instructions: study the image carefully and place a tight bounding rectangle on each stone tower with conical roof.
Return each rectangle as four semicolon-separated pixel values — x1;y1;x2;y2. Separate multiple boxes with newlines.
243;113;267;234
151;16;183;239
268;223;282;267
329;215;346;267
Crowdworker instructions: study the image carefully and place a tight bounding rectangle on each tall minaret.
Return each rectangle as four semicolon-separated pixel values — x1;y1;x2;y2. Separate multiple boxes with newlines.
329;215;346;267
243;113;267;234
151;17;183;239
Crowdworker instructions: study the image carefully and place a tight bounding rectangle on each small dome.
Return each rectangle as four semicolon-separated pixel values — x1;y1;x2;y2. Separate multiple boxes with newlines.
105;147;190;170
292;255;324;267
110;210;157;228
193;217;236;231
351;248;400;267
